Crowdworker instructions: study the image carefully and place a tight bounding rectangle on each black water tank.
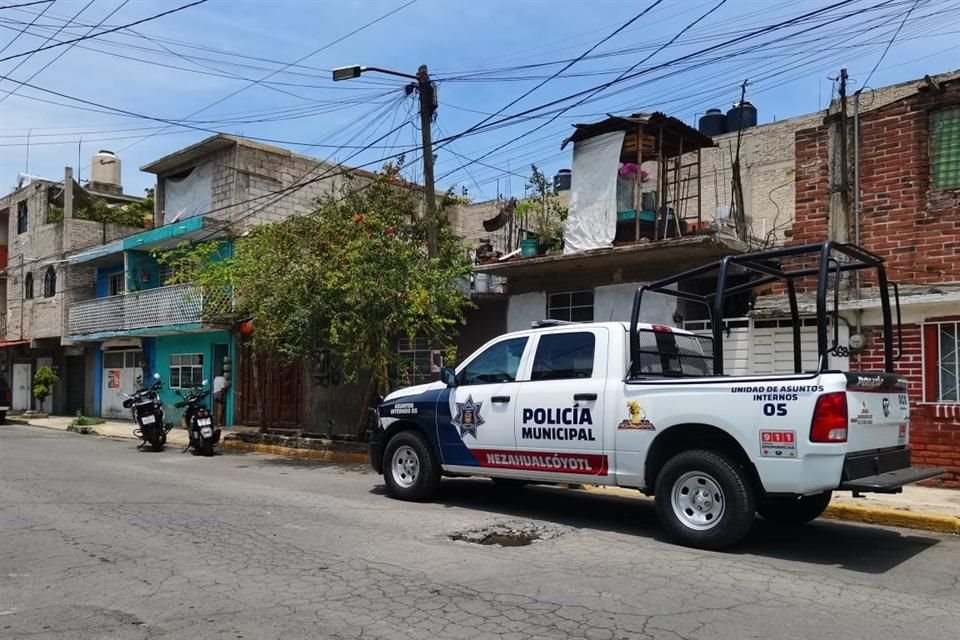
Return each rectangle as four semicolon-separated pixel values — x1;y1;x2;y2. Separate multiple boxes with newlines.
698;108;726;136
554;169;572;192
726;101;758;132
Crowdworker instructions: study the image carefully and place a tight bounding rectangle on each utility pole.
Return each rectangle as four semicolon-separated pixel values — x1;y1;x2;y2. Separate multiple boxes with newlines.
730;79;749;243
838;68;849;201
416;65;439;259
827;68;850;243
332;63;440;258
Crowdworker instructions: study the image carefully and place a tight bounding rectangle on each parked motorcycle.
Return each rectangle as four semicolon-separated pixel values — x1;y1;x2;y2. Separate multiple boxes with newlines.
177;380;220;456
124;373;173;452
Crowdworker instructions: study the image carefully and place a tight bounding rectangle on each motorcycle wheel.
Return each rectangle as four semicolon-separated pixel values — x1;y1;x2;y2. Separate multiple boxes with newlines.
199;441;215;457
146;426;163;452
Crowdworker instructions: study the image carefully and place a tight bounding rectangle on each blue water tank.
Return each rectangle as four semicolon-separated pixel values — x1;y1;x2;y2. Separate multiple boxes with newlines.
726;101;758;132
698;108;727;136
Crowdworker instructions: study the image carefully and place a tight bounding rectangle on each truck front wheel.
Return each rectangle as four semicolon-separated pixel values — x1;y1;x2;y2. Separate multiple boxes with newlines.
654;449;757;550
383;430;441;502
757;491;832;524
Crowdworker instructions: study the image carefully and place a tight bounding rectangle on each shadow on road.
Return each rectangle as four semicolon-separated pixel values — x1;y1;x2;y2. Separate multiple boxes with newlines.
244;454;372;475
410;478;939;574
205;448;942;574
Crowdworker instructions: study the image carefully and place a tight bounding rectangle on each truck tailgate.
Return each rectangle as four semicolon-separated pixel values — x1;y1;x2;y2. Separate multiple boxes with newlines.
845;372;908;452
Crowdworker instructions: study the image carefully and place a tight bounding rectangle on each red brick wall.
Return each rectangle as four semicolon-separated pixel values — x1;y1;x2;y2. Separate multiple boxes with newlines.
856;323;960;487
789;84;960;279
784;85;960;487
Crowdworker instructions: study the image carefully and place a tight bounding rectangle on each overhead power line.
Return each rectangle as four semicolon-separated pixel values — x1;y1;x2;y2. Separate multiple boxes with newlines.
0;0;51;56
861;0;920;88
0;0;209;63
448;0;666;148
0;0;118;107
0;1;54;8
105;0;419;158
435;0;731;182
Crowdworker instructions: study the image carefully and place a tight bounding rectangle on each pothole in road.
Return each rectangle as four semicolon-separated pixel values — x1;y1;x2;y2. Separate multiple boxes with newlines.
449;521;563;547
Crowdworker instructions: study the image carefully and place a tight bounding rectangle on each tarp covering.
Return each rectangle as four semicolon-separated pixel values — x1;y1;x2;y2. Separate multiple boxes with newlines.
164;161;212;224
562;131;624;254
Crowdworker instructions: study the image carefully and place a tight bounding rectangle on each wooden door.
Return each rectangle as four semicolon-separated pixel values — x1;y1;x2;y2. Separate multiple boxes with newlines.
236;339;302;428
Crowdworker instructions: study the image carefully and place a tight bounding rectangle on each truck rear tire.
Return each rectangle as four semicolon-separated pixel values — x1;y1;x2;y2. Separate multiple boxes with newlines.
758;491;832;524
654;449;756;550
383;430;440;502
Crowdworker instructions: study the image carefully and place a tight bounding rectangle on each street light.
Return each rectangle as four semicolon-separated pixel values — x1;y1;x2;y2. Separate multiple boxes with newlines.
332;63;439;259
331;65;363;82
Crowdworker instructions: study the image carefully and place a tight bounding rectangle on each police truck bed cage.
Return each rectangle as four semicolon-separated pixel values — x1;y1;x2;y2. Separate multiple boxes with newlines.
630;241;900;377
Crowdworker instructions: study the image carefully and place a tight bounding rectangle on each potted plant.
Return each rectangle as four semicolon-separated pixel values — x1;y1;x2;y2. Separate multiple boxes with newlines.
515;165;568;256
31;366;59;416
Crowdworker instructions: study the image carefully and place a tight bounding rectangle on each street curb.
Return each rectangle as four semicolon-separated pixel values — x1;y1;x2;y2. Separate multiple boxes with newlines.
575;484;960;536
4;417;70;432
220;438;368;464
822;503;960;535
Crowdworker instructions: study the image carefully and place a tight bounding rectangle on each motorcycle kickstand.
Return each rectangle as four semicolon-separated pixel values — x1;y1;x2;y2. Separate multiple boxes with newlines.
181;443;192;453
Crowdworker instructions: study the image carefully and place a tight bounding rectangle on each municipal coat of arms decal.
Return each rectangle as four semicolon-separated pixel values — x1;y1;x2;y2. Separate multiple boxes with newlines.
453;395;484;438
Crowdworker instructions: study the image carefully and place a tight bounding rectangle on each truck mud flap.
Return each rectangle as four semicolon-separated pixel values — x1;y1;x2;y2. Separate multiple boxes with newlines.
840;466;945;493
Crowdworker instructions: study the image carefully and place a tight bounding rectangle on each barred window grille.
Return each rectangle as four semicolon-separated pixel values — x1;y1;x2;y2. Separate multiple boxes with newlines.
931;108;960;189
547;290;594;322
397;337;438;386
170;353;204;389
938;323;960;402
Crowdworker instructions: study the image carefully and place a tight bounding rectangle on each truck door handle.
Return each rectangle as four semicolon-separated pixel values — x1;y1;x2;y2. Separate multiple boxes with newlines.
491;396;511;403
574;393;597;401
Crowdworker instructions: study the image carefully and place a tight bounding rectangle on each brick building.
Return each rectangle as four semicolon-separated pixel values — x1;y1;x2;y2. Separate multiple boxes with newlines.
770;76;960;486
0;162;144;416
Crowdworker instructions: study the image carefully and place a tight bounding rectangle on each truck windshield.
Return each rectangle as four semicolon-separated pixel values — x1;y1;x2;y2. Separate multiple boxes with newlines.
633;329;715;378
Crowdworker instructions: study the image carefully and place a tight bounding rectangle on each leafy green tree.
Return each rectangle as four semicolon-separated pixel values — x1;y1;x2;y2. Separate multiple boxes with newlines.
158;165;473;432
32;366;59;410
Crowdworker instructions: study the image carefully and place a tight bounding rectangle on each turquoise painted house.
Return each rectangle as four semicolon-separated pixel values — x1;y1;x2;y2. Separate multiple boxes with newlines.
66;216;235;425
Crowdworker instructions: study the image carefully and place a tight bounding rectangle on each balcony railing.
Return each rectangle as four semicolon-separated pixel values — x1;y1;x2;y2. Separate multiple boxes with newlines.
68;283;232;337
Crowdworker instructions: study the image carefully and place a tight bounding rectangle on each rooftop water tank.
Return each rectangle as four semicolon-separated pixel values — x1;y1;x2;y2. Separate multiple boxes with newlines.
726;101;758;133
90;150;122;194
698;108;726;136
554;169;572;192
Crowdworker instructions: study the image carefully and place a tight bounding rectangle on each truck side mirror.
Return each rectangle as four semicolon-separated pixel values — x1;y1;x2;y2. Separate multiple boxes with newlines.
440;367;457;387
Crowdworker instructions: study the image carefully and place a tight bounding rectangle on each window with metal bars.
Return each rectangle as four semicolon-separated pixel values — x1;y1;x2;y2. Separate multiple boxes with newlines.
931;108;960;189
547;290;594;322
923;321;960;402
396;337;441;387
108;273;124;296
170;353;204;389
17;200;27;234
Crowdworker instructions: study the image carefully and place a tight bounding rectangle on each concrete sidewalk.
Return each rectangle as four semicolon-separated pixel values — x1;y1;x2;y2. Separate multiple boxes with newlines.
8;415;189;446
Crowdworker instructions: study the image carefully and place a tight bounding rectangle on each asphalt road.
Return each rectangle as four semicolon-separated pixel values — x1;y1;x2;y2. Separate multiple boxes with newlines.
2;424;959;640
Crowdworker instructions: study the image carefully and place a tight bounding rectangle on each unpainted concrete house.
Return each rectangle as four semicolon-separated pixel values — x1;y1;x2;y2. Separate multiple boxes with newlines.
0;158;144;416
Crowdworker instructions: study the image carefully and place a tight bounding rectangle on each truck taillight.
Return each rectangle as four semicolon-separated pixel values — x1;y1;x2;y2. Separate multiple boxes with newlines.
810;392;848;443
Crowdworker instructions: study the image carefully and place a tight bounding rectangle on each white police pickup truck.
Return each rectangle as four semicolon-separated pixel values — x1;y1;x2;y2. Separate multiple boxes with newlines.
368;242;943;549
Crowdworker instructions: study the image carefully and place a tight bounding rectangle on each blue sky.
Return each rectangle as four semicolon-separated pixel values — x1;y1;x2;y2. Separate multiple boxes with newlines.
1;0;958;202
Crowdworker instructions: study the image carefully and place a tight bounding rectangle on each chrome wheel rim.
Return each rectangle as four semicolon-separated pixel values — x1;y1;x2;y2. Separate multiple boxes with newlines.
391;445;420;488
671;471;725;531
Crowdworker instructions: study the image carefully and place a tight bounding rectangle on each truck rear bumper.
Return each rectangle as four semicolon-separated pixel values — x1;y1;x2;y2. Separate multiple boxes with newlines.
839;447;943;493
840;466;945;492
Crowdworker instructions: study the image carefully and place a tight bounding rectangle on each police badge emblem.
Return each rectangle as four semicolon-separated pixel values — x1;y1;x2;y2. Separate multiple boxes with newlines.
453;395;484;438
